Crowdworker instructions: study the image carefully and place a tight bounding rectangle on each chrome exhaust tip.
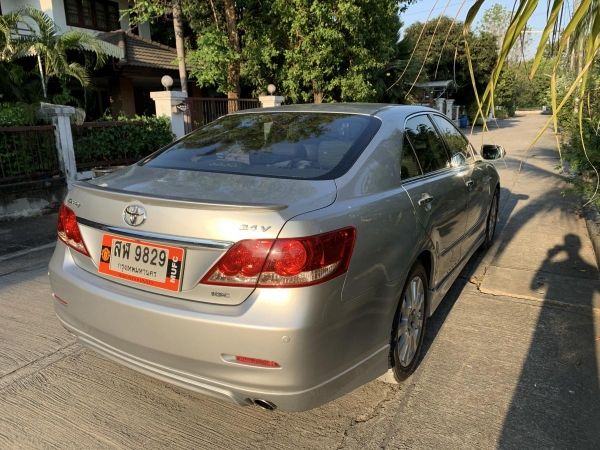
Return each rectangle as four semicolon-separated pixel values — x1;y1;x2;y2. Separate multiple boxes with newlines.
253;399;277;411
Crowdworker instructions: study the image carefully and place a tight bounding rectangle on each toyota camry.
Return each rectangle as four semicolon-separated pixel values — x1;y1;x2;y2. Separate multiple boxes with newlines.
49;103;503;411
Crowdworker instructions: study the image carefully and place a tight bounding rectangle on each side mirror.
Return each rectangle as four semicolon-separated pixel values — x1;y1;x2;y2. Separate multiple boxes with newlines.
481;144;506;160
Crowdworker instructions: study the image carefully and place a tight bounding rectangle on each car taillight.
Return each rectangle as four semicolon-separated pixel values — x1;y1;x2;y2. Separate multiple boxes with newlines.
201;227;356;288
57;204;89;256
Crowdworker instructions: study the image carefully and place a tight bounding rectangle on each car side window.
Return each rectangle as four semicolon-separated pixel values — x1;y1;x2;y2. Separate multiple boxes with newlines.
404;115;450;174
431;115;474;166
401;136;423;180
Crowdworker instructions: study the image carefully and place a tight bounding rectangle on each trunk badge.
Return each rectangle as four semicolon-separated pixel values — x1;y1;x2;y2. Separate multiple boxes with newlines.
123;205;146;227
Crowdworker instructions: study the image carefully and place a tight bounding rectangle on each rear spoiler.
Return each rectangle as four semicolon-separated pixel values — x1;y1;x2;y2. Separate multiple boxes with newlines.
72;181;288;211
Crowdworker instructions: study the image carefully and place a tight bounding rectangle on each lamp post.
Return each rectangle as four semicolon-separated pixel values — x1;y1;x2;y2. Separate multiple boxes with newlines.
259;84;284;108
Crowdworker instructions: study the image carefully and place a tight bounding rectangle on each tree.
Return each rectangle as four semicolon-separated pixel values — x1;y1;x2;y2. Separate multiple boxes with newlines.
125;1;188;93
271;0;402;103
129;0;409;103
183;0;244;101
0;10;24;61
464;0;599;129
3;8;108;99
462;0;600;203
478;3;531;63
400;16;498;109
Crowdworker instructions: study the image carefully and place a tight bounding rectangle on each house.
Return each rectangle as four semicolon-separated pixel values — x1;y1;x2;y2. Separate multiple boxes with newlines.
0;0;190;118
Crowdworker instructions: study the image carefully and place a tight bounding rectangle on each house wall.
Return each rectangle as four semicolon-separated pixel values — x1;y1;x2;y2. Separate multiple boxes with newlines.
1;0;151;38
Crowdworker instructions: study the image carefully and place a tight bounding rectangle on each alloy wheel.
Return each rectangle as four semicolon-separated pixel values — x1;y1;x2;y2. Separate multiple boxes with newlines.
488;194;499;242
396;275;425;367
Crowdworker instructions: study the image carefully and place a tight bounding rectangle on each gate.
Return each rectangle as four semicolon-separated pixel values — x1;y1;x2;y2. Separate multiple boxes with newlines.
183;97;260;133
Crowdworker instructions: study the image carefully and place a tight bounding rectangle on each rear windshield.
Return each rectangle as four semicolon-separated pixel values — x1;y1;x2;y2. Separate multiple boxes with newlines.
143;112;380;180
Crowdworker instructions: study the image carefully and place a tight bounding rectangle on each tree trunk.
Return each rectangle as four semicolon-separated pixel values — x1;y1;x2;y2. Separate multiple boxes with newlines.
223;0;240;112
37;54;47;99
172;0;188;94
312;80;323;103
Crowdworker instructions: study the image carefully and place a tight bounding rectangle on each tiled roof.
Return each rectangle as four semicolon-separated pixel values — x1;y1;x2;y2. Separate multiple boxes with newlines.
98;30;178;70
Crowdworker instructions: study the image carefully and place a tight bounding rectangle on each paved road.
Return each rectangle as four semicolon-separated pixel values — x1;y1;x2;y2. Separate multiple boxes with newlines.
1;114;599;449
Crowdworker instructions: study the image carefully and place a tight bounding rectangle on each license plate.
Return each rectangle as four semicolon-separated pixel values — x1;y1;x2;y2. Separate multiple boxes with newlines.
98;235;185;291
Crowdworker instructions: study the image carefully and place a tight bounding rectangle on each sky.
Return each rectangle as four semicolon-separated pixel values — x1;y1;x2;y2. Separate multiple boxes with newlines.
399;0;570;57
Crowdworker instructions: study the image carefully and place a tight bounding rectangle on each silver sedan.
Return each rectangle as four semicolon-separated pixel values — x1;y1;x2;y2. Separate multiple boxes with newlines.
49;104;502;411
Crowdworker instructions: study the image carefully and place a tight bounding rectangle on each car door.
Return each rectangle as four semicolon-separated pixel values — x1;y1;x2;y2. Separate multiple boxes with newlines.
431;114;490;254
401;114;469;285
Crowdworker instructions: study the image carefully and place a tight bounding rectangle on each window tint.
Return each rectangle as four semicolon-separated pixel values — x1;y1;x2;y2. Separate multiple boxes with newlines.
404;115;449;174
431;115;473;166
401;136;423;180
144;113;379;180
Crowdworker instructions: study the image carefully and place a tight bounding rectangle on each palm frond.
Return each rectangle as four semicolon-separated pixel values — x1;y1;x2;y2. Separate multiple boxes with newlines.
21;7;59;41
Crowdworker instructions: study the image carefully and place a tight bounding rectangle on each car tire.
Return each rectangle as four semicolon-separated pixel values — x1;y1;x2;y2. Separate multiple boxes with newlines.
483;187;500;249
385;262;429;383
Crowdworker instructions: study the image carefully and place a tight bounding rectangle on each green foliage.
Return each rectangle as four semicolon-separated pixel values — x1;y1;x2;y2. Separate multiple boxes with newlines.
510;60;551;108
494;67;517;116
0;102;38;127
187;28;240;95
1;8;109;99
0;62;43;103
181;0;405;102
272;0;402;103
477;3;531;63
477;3;510;45
73;115;174;168
552;63;600;206
0;122;57;180
400;16;498;109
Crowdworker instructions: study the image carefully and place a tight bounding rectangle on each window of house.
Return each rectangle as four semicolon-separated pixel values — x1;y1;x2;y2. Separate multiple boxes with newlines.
65;0;121;32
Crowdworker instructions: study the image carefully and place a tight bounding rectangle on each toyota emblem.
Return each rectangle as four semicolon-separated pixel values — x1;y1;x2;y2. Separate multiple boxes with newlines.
123;204;146;227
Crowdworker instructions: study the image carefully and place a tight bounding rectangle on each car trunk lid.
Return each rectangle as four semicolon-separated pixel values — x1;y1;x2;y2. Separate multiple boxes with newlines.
65;165;336;305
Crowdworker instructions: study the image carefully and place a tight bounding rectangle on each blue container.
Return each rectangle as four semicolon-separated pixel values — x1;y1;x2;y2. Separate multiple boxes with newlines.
459;115;468;129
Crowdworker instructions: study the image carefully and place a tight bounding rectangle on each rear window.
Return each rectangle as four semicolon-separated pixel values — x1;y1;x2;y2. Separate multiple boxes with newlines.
143;112;380;180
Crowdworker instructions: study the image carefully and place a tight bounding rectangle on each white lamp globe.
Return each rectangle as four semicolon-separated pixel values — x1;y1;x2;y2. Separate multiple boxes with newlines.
161;75;174;91
267;84;276;95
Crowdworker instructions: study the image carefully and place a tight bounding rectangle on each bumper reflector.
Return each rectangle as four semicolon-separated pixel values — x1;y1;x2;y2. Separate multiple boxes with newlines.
227;355;280;368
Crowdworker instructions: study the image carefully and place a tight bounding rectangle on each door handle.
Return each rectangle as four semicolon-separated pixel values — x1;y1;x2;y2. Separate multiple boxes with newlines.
417;193;434;207
465;179;475;189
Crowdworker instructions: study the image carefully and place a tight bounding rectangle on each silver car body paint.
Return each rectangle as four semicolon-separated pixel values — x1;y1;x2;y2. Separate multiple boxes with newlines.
49;104;500;411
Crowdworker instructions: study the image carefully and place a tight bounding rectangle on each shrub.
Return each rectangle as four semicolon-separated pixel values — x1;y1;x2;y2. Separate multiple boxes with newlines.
0;102;38;127
73;115;174;169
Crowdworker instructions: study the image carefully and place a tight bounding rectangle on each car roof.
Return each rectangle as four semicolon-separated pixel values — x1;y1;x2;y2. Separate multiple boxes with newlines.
230;103;438;117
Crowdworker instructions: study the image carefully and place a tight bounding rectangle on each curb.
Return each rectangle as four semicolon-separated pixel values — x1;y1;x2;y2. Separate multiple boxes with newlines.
584;205;600;270
0;242;56;263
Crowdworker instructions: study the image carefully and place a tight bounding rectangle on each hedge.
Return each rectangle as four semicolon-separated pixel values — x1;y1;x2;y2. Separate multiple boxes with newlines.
73;115;174;169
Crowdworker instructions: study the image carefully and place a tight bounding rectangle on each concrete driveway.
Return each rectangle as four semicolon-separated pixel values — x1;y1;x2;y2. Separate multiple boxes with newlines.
0;113;598;449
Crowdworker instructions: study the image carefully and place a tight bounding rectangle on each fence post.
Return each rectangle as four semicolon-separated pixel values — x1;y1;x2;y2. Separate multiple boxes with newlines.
150;90;187;139
258;95;284;108
435;98;445;114
445;99;455;119
39;103;77;186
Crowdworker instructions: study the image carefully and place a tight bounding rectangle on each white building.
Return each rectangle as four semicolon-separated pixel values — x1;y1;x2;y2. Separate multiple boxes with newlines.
0;0;188;117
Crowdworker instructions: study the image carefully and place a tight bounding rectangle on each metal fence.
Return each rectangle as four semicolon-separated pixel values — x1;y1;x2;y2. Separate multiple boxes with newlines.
0;125;59;184
184;97;261;133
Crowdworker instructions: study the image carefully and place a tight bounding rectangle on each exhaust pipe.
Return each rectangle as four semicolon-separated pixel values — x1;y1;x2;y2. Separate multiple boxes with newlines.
253;399;277;411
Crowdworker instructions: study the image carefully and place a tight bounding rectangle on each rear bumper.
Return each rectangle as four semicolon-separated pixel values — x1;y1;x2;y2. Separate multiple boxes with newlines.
49;242;388;411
